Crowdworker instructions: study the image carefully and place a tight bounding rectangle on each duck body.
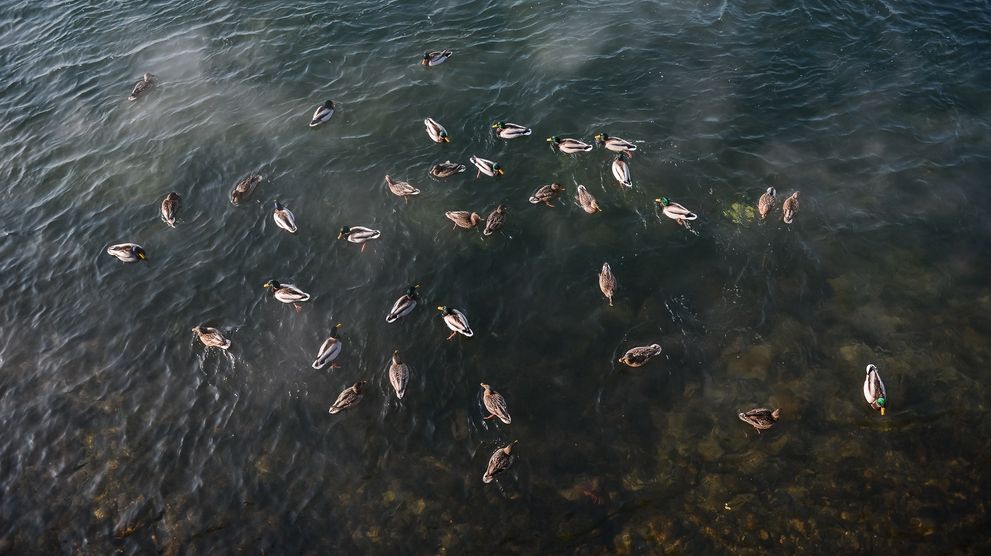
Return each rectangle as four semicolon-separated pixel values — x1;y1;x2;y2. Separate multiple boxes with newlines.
338;226;381;245
547;136;592;154
492;121;532;139
191;325;230;349
312;324;343;369
161;192;180;227
273;201;298;234
863;364;888;415
438;306;472;339
106;243;147;263
430;161;466;178
483;441;518;483
309;100;335;127
618;344;662;367
599;262;616;306
529;183;566;207
738;408;782;431
128;73;155;101
328;380;366;414
445;211;482;229
421;49;453;66
612;154;632;187
263;279;311;303
389;351;410;399
483;204;507;236
576;185;601;214
424;117;450;143
385;175;420;198
231;174;263;206
386;284;420;323
782;191;800;224
594;132;637;153
481;383;511;424
758;187;776;219
469;156;503;178
655;197;697;224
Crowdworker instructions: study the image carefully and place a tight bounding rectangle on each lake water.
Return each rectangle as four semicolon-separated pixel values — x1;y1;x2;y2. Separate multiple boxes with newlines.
1;0;989;553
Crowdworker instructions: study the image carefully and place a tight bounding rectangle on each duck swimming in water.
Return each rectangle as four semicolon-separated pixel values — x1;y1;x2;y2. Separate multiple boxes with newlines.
482;440;518;483
309;100;335;127
782;191;800;224
230;174;263;206
576;185;601;214
272;201;298;234
424;117;450;143
385;175;420;200
483;204;507;236
328;380;366;414
338;226;381;252
263;279;311;312
469;156;503;178
863;364;887;416
106;243;147;263
480;383;512;424
312;324;343;369
445;211;482;230
191;325;230;350
529;183;566;207
599;262;616;307
128;73;155;101
612;153;632;188
618;344;662;367
758;187;776;219
594;132;637;154
438;306;472;340
738;407;782;432
389;350;410;400
386;284;420;323
492;121;532;139
160;192;180;227
430;161;466;178
655;197;697;225
547;136;592;154
421;50;453;66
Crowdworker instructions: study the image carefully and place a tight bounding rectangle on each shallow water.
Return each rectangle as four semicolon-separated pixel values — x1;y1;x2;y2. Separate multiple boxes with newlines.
1;0;990;553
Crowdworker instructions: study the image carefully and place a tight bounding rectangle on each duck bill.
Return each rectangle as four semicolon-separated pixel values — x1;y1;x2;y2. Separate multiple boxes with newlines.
880;407;886;416
496;168;505;176
442;137;450;143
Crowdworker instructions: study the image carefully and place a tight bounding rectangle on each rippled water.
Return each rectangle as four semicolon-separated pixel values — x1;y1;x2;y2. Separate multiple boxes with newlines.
1;0;990;553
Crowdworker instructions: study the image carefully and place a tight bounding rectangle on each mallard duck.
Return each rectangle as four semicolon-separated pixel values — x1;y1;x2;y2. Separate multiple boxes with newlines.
386;284;420;323
263;279;311;307
421;49;453;66
311;324;343;369
106;243;147;263
424;117;450;143
338;226;381;252
483;440;518;484
863;364;887;416
191;325;230;349
547;136;592;154
483;204;507;236
492;121;532;139
389;350;410;400
612;153;632;188
576;185;601;214
230;174;263;206
529;183;566;207
655;197;697;225
430;161;466;178
738;408;782;432
480;383;511;424
469;156;503;178
161;192;180;227
758;187;776;219
328;380;366;414
782;191;800;224
272;201;297;234
618;344;663;367
445;211;482;230
385;175;420;200
308;100;335;127
438;306;472;340
594;132;637;154
128;73;155;101
599;262;616;306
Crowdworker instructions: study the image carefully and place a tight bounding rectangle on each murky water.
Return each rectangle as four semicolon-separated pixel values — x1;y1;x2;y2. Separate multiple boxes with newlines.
1;0;989;553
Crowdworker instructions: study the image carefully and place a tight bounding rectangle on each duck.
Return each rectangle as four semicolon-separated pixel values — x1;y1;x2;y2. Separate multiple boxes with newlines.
576;185;601;214
483;204;507;236
611;153;632;187
386;284;420;323
308;100;335;127
492;121;532;139
272;201;298;234
421;49;453;66
863;364;887;416
389;350;410;400
738;408;782;432
328;380;366;414
385;175;420;200
106;243;147;263
529;183;566;207
618;344;663;367
757;187;776;219
445;211;482;230
782;191;800;224
594;132;637;154
191;325;230;350
161;192;180;227
469;156;503;178
128;73;155;101
311;324;344;369
424;117;450;143
599;262;616;306
430;161;466;178
338;226;381;252
230;174;263;206
263;280;311;310
547;136;592;154
437;306;472;340
480;383;512;424
483;440;518;484
655;197;697;225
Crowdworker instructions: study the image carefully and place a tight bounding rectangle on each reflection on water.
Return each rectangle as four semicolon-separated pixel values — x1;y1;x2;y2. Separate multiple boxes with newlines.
0;0;989;553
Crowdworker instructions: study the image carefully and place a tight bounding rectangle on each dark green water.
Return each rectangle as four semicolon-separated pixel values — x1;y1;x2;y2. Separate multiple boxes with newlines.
1;0;989;553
